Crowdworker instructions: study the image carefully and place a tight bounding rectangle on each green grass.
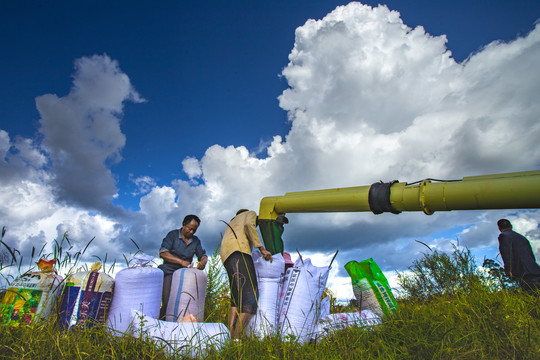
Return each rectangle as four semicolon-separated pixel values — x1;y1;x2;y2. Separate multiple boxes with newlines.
1;229;539;359
2;285;538;359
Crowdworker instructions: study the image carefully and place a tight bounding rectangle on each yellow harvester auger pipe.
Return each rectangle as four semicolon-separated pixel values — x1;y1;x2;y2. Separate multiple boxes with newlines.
258;170;540;254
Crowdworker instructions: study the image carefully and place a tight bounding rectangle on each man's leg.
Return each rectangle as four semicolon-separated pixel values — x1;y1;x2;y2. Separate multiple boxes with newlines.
160;274;172;320
225;252;258;338
235;312;254;338
229;307;254;339
228;306;238;337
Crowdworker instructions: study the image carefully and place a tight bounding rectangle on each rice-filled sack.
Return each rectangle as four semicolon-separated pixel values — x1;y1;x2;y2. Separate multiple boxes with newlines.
318;296;331;320
278;257;331;343
312;310;382;341
344;258;398;317
0;259;63;326
246;251;285;338
252;250;285;279
131;309;230;358
107;253;163;334
58;262;114;329
319;309;382;331
166;267;207;322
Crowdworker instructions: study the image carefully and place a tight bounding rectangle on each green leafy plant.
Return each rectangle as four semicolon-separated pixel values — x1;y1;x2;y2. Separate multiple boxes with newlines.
203;245;229;323
397;243;484;300
482;257;517;290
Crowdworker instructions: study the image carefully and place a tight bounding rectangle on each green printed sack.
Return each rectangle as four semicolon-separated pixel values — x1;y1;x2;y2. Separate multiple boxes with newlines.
0;259;63;326
344;258;398;317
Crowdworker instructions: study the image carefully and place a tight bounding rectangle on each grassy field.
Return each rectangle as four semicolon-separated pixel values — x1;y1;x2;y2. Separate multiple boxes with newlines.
1;231;539;359
1;286;538;359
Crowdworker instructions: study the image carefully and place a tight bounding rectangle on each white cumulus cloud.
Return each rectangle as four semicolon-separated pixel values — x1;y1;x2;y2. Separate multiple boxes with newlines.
36;54;145;211
164;3;540;281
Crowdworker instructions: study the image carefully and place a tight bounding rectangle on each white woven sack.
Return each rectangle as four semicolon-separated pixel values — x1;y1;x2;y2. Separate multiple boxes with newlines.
107;255;163;334
246;251;285;337
318;296;331;320
252;250;285;279
246;277;281;338
130;310;230;358
276;268;291;321
312;310;382;341
319;310;382;330
166;268;207;322
278;258;330;343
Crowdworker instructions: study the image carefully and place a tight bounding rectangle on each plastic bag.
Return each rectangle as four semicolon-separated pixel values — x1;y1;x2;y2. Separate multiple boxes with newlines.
58;262;114;329
0;259;63;326
344;258;398;317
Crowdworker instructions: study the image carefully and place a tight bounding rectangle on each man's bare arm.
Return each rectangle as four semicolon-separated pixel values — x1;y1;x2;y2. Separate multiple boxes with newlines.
160;251;191;267
197;255;208;270
259;247;273;262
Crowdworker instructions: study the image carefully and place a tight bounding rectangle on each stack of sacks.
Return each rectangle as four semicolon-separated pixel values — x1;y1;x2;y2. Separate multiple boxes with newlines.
58;262;114;329
278;257;331;343
166;267;207;322
107;253;163;334
0;259;63;326
246;250;285;338
130;310;230;357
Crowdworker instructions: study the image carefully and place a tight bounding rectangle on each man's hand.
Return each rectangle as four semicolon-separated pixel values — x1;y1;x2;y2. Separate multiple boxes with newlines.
160;251;191;268
197;256;208;270
180;259;192;267
260;248;273;263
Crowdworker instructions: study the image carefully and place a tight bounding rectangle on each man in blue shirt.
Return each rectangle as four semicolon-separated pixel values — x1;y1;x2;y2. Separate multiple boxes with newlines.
158;214;208;319
497;218;540;293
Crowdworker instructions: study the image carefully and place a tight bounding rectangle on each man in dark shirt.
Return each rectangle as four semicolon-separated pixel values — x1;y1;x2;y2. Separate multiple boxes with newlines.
158;214;208;319
497;218;540;293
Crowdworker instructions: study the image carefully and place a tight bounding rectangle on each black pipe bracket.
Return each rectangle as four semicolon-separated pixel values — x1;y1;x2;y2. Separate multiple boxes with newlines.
368;181;401;215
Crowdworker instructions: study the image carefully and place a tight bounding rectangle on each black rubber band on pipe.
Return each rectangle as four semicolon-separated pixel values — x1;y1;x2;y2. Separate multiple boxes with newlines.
369;181;401;214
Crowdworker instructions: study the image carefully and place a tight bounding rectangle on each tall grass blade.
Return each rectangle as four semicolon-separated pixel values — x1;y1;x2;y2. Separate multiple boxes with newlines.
81;237;95;255
0;239;18;265
130;238;141;250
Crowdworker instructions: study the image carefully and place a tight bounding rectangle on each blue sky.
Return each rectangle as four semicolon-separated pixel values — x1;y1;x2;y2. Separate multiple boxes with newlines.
3;0;539;209
1;0;540;298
